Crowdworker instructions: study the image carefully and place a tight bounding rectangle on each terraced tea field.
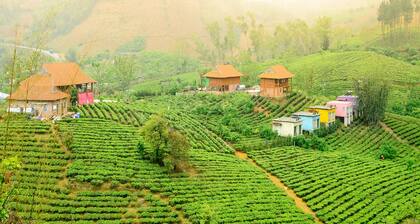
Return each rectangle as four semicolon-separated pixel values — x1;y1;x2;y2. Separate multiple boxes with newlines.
2;93;419;223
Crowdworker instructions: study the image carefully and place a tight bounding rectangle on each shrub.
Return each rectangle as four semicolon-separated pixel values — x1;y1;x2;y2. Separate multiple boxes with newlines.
91;179;104;187
260;126;277;140
378;142;397;160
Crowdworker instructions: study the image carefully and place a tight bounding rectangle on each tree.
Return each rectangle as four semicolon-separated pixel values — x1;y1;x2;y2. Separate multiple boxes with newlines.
141;115;190;172
315;17;332;51
66;48;78;62
378;142;397;160
70;87;78;107
113;56;137;91
354;78;390;125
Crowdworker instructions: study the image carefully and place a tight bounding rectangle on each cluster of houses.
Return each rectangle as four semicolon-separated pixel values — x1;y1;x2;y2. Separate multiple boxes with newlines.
272;94;358;137
6;62;96;119
204;64;293;98
5;62;358;130
202;64;359;137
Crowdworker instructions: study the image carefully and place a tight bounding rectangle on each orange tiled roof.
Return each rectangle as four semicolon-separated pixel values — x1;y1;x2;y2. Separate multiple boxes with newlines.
204;64;244;78
8;74;69;101
42;62;96;86
259;65;294;79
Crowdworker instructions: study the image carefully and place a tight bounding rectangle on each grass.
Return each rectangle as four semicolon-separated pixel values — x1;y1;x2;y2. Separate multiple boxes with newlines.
2;92;420;223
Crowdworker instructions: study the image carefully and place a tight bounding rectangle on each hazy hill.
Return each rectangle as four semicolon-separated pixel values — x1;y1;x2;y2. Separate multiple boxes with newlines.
0;0;381;55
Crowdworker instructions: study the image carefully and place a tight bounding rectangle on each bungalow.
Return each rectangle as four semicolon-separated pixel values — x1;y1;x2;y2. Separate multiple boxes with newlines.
337;94;358;118
308;106;336;127
8;62;96;118
292;112;320;132
272;117;303;137
326;101;353;126
204;64;244;92
259;65;293;98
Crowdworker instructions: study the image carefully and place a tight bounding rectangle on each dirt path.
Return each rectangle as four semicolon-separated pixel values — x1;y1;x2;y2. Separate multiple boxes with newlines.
380;122;404;143
235;151;323;224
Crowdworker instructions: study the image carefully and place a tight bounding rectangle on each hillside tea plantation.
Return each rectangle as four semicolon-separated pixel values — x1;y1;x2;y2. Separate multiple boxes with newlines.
1;93;419;223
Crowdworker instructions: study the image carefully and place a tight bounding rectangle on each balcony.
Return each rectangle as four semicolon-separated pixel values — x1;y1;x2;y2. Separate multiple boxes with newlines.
78;91;94;105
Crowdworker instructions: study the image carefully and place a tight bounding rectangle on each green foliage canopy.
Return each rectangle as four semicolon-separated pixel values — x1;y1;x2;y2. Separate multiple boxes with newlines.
141;115;190;172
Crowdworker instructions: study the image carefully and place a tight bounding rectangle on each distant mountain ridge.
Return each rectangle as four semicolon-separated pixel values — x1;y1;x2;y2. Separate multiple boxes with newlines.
0;0;381;54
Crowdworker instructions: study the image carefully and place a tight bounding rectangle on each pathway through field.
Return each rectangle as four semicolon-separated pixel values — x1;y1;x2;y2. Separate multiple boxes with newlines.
235;150;323;224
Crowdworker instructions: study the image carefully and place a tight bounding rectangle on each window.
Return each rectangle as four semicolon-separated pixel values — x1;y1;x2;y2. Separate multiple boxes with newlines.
43;104;48;112
53;104;58;113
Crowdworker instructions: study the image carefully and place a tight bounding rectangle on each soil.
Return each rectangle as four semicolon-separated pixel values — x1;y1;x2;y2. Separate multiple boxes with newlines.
235;150;323;224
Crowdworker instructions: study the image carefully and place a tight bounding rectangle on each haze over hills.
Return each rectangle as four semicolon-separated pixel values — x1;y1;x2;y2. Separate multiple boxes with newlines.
0;0;381;54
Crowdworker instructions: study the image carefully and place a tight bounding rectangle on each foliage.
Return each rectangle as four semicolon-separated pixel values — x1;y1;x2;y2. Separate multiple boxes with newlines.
116;36;146;53
141;115;190;171
315;17;332;51
383;113;420;146
83;51;200;96
59;131;73;150
196;14;333;64
259;125;277;140
70;87;78;106
378;141;398;160
0;156;22;222
355;78;390;125
250;146;419;223
112;55;138;91
377;0;419;41
293;135;329;151
314;121;342;137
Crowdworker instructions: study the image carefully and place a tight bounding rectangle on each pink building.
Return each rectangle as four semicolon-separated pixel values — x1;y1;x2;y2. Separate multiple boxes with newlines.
337;95;358;118
326;101;353;126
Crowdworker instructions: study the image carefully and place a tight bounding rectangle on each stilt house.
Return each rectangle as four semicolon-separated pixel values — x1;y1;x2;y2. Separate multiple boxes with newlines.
259;65;293;98
204;64;243;92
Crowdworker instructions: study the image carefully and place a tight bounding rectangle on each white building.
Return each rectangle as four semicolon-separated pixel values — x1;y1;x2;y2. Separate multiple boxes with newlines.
0;92;9;101
272;117;303;137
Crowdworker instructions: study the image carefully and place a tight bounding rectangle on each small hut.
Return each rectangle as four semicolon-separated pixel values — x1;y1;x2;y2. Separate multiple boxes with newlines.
308;106;336;127
326;101;354;126
292;112;320;132
272;117;303;137
203;64;243;92
337;93;359;118
259;65;294;98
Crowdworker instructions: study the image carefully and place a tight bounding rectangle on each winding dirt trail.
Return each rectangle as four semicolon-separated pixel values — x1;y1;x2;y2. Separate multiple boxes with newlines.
235;151;323;224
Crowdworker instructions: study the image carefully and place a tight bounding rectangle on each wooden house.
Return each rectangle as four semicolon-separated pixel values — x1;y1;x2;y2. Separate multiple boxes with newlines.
8;62;96;118
326;101;353;126
204;64;244;92
308;106;336;127
259;65;294;98
292;112;320;132
272;117;303;137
